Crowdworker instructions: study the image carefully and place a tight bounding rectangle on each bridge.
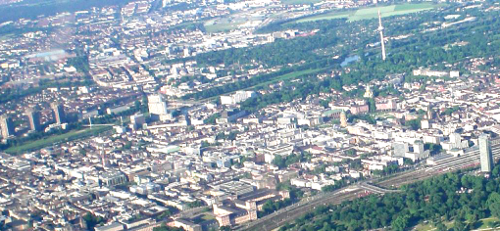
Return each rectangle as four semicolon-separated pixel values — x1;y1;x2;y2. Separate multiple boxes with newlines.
357;182;402;194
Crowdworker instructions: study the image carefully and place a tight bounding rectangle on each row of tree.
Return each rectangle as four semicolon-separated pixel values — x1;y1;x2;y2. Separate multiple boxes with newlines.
280;162;500;231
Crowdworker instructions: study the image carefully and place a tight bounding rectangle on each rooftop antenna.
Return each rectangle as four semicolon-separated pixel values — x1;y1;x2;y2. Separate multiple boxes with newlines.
377;10;386;61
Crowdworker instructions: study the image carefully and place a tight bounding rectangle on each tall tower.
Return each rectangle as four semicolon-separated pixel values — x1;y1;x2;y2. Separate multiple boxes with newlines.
26;108;41;131
377;10;386;61
427;105;434;120
0;115;15;138
479;134;493;173
340;110;348;128
51;102;66;125
364;85;374;98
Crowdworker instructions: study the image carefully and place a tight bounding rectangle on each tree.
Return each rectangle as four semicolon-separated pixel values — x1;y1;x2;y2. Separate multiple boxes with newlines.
487;192;500;218
391;214;410;231
453;218;467;231
405;119;421;131
435;222;447;231
273;155;286;169
153;224;185;231
82;212;104;230
319;99;330;108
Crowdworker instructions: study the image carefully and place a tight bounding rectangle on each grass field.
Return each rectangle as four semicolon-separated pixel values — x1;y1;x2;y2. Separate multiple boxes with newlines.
5;126;112;154
413;223;434;231
205;23;238;33
478;217;500;229
204;18;242;33
252;68;325;88
412;217;500;231
295;3;440;23
281;0;322;5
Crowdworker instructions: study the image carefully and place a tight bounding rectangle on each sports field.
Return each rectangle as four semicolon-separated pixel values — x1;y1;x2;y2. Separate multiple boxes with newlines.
295;3;440;23
204;18;243;33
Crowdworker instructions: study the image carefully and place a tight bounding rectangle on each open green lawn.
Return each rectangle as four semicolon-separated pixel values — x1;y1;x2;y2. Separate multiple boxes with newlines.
281;0;322;5
5;126;112;154
295;3;441;23
295;11;351;23
413;223;434;231
204;16;247;33
201;213;215;221
413;217;500;231
205;23;238;33
252;68;326;88
478;217;500;229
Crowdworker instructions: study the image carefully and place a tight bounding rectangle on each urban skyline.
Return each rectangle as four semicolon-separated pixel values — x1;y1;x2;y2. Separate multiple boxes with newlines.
0;0;499;231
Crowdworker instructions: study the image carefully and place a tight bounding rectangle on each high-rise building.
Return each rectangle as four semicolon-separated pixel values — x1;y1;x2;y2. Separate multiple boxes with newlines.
413;141;424;154
449;133;462;149
393;142;409;157
377;10;386;61
479;134;494;173
0;115;15;138
51;102;66;124
340;110;348;128
148;94;168;116
427;105;435;120
26;108;41;131
130;114;146;130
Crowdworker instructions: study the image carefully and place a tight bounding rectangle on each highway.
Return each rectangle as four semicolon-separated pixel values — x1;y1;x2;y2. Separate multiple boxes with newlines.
239;140;500;231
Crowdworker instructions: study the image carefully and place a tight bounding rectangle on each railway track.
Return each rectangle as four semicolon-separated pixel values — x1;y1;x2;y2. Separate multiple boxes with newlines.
241;141;500;231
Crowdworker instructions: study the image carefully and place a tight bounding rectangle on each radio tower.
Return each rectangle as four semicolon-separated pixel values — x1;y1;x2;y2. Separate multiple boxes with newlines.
377;10;386;61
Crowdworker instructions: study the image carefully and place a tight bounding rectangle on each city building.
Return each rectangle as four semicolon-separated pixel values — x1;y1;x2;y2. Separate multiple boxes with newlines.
0;115;14;138
340;110;347;128
100;171;128;186
479;134;493;173
148;94;169;121
26;108;41;131
51;102;66;124
130;114;146;129
221;91;256;105
392;142;409;157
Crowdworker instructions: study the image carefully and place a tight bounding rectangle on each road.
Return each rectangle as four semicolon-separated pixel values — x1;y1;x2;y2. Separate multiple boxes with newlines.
239;140;500;231
358;182;402;194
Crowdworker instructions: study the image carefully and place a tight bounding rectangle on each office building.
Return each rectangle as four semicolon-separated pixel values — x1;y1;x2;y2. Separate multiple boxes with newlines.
26;108;41;131
148;94;168;116
0;115;14;138
51;102;66;124
449;133;462;149
392;142;409;157
479;134;494;173
221;91;256;105
413;141;425;154
130;114;146;129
